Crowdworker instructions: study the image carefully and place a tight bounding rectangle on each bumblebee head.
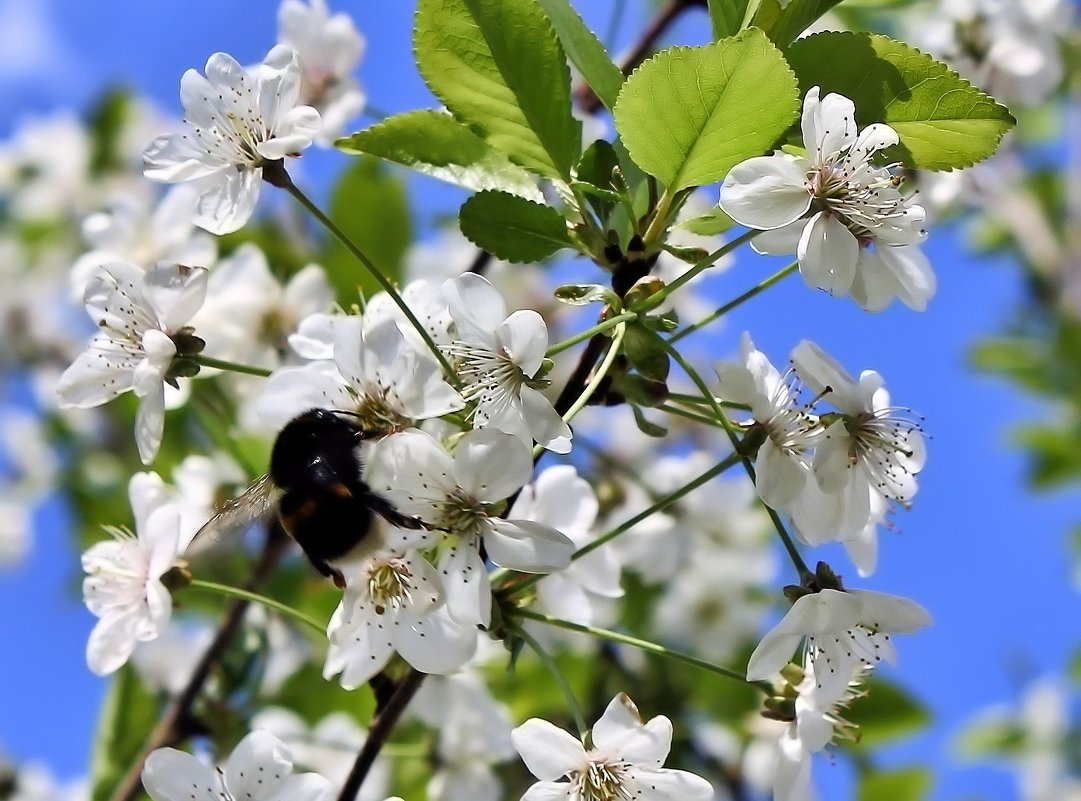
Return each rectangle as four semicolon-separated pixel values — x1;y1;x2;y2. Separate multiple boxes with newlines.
269;408;364;490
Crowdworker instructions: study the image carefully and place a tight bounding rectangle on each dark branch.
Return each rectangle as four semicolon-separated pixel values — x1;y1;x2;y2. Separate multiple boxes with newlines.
336;669;427;801
577;0;708;114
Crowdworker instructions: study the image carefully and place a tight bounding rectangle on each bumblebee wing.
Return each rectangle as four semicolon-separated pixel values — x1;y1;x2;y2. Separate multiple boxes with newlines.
192;473;283;545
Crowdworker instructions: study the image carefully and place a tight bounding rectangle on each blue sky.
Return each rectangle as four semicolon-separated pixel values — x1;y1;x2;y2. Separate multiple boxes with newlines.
0;3;1077;800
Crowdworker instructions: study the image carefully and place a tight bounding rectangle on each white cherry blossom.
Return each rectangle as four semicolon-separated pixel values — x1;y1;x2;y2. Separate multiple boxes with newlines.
256;313;462;430
772;658;868;801
191;243;334;367
278;0;366;144
58;261;208;464
792;340;926;507
443;273;571;453
142;730;332;801
746;587;931;698
144;46;321;235
715;333;823;509
368;429;574;627
82;472;184;676
511;693;713;801
70;185;216;298
720;86;934;311
323;535;477;689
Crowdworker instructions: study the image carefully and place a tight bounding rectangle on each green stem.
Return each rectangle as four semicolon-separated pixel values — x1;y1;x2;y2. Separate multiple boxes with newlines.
193;354;272;378
642;187;675;244
186;579;325;636
657;336;814;584
561;323;627;425
633;229;759;314
658;402;728;429
669;260;799;344
666;391;750;411
515;608;770;692
278;175;458;383
547;311;638;357
512;623;590;738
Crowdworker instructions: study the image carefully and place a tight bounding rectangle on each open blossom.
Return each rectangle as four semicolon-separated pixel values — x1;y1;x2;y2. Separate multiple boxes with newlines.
511;693;713;801
278;0;366;143
70;186;216;299
443;273;572;453
144;46;321;235
512;464;622;628
792;340;926;506
191;243;334;368
82;472;183;676
257;313;463;429
323;533;477;689
57;261;208;464
747;587;931;698
715;333;823;510
142;730;332;801
369;429;574;627
773;658;868;801
720;86;934;311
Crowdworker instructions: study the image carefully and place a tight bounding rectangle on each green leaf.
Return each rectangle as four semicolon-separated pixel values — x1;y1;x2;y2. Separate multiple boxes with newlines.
554;283;619;306
632;404;668;436
613;30;800;190
956;716;1023;757
848;679;931;747
322;157;411;302
459;190;572;262
536;0;624;112
786;32;1015;169
857;767;932;801
414;0;581;180
338;111;543;202
752;0;844;48
624;324;670;382
575;140;624;222
708;0;759;39
90;666;160;801
679;207;735;235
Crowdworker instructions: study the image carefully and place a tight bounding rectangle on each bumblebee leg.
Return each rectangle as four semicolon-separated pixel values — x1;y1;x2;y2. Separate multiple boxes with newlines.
367;493;423;529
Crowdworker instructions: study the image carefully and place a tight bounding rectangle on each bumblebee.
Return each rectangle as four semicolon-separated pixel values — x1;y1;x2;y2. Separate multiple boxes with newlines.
195;408;418;586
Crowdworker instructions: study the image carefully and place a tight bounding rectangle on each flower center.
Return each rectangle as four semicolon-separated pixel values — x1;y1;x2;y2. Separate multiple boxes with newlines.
571;757;633;801
345;386;411;436
763;369;822;457
366;557;414;614
433;489;489;538
444;341;526;410
844;407;923;502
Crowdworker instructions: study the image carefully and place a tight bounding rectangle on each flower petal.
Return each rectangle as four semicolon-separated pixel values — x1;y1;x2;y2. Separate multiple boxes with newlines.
487;519;574;573
511;719;585;781
142;748;219;801
453;430;532;502
797;212;858;296
224;730;294;801
719;156;811;230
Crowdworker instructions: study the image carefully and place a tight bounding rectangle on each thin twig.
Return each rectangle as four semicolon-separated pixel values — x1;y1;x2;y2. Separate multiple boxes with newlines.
577;0;707;114
336;669;427;801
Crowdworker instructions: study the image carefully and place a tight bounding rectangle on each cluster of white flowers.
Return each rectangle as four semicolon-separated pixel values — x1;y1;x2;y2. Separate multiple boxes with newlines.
0;1;1005;799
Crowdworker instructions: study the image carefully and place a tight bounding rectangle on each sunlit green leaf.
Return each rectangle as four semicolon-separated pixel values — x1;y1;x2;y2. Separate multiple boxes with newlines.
787;32;1015;169
536;0;624;111
338;111;543;201
613;30;800;190
414;0;581;179
708;0;759;39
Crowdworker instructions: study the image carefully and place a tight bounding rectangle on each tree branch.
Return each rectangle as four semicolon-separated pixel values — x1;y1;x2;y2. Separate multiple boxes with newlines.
336;669;427;801
577;0;707;114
